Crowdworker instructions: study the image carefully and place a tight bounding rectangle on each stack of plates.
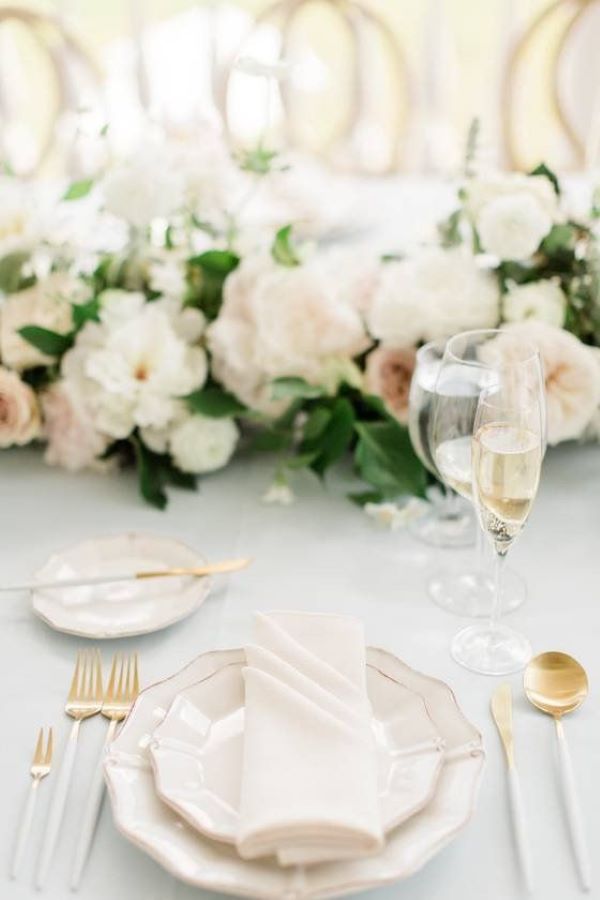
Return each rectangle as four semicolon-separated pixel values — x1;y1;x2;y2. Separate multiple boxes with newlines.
104;647;484;899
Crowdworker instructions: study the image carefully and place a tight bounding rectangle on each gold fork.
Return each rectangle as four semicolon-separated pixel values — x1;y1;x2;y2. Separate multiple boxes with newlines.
11;728;53;879
37;649;103;888
71;653;140;890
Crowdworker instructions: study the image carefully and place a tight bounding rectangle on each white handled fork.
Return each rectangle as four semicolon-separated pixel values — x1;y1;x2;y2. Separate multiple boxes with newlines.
11;727;53;879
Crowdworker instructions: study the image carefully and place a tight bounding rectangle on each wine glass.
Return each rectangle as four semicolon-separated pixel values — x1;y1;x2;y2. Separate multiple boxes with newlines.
452;350;545;675
407;340;475;547
428;329;528;617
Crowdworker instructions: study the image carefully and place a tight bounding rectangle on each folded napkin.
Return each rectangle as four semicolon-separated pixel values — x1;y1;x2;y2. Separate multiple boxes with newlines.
237;611;383;867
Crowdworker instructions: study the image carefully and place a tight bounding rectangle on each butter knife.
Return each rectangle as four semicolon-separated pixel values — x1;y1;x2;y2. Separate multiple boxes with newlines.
491;683;534;893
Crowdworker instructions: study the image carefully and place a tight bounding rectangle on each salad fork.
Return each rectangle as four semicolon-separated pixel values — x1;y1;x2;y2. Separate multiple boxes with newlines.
11;727;53;879
37;649;102;888
71;653;140;889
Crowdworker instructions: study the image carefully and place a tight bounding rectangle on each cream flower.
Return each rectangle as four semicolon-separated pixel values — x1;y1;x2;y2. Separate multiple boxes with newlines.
366;247;499;348
0;273;86;371
169;414;238;474
503;279;566;328
499;322;600;444
465;173;558;260
0;177;48;256
41;380;109;471
364;498;426;530
60;292;208;439
0;366;40;447
364;347;416;424
208;253;371;414
102;145;185;229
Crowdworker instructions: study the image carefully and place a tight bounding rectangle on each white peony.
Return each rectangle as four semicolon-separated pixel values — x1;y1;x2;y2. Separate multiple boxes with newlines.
503;279;566;328
0;273;87;371
465;173;558;260
61;291;207;439
208;253;372;414
0;177;52;256
169;414;238;474
366;247;499;349
498;321;600;444
148;253;187;300
102;145;185;229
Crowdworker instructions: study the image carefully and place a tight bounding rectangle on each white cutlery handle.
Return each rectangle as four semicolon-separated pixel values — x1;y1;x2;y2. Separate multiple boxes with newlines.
11;780;39;879
555;718;591;892
507;766;534;893
36;720;80;889
70;720;117;890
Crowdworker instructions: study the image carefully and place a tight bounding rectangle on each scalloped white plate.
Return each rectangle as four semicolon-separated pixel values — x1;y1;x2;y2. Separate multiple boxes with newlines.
32;533;211;638
105;648;484;899
149;660;444;844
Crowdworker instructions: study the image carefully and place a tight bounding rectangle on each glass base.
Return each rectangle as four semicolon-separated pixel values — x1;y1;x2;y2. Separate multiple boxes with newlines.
451;623;532;675
408;502;475;549
429;568;526;618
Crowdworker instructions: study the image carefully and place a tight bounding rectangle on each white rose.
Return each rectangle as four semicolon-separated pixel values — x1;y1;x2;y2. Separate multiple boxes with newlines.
465;173;558;260
0;366;40;447
148;256;187;300
208;253;371;414
503;279;566;327
41;380;109;471
498;321;600;444
366;247;499;348
0;273;86;371
0;177;51;255
102;146;185;229
169;414;238;474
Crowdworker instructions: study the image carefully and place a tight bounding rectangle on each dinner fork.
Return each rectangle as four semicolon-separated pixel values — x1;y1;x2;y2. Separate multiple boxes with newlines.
11;727;53;879
36;649;103;888
70;653;140;890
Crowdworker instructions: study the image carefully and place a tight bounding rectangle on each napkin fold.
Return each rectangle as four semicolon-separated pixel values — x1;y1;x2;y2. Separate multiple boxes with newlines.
237;611;383;867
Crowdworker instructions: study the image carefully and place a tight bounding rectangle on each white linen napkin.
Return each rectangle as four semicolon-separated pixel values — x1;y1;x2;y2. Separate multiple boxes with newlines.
237;611;383;867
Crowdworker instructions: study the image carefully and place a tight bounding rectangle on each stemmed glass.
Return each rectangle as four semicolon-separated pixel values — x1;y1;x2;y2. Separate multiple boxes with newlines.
452;342;545;675
428;330;527;617
407;340;475;547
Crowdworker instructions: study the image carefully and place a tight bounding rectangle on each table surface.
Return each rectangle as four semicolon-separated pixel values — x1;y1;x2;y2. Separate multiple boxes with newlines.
1;436;599;900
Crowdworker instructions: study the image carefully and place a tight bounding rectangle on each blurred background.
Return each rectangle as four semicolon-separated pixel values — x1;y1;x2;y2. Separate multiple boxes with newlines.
1;0;599;178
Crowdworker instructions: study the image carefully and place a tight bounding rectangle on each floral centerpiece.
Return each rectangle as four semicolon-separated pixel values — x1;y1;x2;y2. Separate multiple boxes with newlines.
0;132;598;508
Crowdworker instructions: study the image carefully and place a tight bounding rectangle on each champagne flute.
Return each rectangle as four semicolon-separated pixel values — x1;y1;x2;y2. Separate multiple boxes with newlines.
452;361;545;675
429;329;527;617
407;340;475;547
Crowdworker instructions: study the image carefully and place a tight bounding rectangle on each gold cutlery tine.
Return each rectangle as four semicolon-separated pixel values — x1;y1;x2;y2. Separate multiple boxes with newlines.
12;728;53;879
491;684;534;893
37;650;103;888
71;652;141;890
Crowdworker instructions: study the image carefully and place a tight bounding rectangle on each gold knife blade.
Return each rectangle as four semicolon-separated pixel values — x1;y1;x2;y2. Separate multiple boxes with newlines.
491;682;515;768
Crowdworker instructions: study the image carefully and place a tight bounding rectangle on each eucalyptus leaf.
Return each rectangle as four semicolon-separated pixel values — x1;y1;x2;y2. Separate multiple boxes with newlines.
271;376;323;400
63;178;94;201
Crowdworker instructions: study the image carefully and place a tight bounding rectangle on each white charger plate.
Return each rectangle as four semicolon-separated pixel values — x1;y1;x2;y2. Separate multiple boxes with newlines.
149;660;444;844
105;648;485;899
32;533;211;638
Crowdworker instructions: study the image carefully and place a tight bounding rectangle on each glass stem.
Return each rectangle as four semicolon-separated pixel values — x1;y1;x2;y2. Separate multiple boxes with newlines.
489;550;507;632
475;521;486;573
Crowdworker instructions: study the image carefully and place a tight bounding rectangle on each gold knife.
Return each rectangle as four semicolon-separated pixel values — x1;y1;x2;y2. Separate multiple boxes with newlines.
491;683;534;893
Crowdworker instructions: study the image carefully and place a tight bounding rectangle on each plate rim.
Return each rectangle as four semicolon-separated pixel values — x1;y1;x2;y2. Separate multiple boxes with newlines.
31;531;212;639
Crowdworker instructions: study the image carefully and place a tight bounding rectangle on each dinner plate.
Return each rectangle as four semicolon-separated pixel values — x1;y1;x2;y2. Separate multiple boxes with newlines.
149;660;445;843
32;533;211;638
105;648;485;899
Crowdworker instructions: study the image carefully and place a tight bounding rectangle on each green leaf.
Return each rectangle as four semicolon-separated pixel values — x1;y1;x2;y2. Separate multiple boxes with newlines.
438;209;463;248
271;225;301;267
71;297;100;330
18;326;73;357
541;223;576;257
164;466;197;491
529;163;560;196
302;406;331;441
63;178;94;201
133;440;168;510
185;386;246;418
187;249;240;320
237;146;279;175
0;251;29;293
271;376;323;400
245;427;292;453
348;489;385;507
282;452;318;469
306;397;355;477
354;420;426;499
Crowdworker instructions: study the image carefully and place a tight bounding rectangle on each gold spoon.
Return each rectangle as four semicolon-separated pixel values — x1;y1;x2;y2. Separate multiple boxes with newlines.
524;651;591;892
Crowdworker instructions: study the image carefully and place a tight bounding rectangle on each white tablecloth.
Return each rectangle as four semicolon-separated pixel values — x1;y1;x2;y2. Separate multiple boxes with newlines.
2;439;599;900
